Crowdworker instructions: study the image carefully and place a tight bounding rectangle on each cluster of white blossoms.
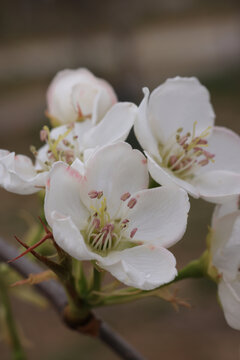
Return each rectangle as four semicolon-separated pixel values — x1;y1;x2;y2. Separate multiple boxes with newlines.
1;69;240;328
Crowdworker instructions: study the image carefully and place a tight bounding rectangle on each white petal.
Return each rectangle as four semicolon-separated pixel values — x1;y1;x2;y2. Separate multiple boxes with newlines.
44;162;89;230
47;69;82;124
99;245;177;290
193;170;240;204
79;142;149;217
123;186;189;248
134;88;160;158
218;280;240;330
71;158;85;176
148;77;215;145
83;103;137;149
0;151;47;195
146;152;199;198
196;127;240;175
211;211;240;280
212;197;239;227
50;212;102;261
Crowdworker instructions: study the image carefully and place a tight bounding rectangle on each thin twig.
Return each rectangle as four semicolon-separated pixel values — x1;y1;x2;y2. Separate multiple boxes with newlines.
0;237;146;360
0;266;26;360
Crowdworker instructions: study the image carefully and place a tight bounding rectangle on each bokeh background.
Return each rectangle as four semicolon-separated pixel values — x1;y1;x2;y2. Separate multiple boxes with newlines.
0;1;240;359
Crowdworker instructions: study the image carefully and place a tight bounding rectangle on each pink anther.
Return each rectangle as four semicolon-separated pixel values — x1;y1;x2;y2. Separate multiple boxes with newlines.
127;198;137;209
130;228;138;238
88;190;98;199
121;192;131;201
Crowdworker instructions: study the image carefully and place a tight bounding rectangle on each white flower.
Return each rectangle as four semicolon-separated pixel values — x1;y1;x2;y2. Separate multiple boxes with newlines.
211;198;240;330
44;142;190;290
0;102;136;195
0;150;47;195
135;77;240;204
46;68;117;125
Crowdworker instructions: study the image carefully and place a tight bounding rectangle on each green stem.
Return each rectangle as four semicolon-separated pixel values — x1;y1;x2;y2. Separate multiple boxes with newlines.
0;269;26;360
92;267;102;292
174;251;207;282
74;260;88;297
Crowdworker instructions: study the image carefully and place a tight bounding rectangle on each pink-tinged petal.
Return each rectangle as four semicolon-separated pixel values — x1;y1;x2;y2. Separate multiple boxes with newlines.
79;142;149;218
134;88;160;158
99;245;177;290
148;77;215;145
44;162;89;230
123;186;190;248
212;197;240;227
0;151;47;195
212;212;240;280
71;158;85;176
83;103;137;149
50;212;102;262
218;280;240;330
196;126;240;175
193;170;240;204
146;152;199;198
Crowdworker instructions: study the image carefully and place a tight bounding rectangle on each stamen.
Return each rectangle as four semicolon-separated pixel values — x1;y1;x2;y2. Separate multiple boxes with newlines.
130;228;138;238
88;190;99;199
97;191;103;199
84;193;135;254
161;122;215;179
127;198;137;209
121;192;131;201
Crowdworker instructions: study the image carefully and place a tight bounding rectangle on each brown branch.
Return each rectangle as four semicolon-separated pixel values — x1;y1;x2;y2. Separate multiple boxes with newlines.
0;237;146;360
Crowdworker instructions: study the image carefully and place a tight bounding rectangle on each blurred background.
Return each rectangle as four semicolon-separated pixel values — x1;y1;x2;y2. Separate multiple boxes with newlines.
0;0;240;359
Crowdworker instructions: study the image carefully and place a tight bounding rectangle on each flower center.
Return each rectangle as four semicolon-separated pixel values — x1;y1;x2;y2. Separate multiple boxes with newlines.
83;191;138;255
31;125;82;172
160;122;215;180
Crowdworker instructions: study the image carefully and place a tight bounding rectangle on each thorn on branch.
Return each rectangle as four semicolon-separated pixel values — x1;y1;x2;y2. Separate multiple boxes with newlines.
38;216;51;234
8;233;53;264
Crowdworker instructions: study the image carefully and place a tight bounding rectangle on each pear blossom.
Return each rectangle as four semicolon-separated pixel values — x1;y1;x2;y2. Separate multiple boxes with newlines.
210;198;240;330
46;68;117;125
0;101;136;195
44;142;190;290
135;77;240;203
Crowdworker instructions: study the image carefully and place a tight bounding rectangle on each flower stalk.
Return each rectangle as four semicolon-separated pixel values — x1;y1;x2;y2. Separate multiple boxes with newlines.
0;265;26;360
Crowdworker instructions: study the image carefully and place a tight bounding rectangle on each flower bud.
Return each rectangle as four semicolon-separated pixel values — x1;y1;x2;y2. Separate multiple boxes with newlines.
46;68;117;126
